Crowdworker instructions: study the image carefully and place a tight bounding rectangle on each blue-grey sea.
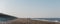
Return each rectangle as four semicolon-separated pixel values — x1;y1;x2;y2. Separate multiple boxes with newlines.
31;18;60;22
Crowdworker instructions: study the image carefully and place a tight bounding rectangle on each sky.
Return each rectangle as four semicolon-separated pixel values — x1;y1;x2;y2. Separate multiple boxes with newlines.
0;0;60;18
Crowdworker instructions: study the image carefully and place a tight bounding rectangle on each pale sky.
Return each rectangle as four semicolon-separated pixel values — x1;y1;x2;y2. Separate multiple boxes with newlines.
0;0;60;18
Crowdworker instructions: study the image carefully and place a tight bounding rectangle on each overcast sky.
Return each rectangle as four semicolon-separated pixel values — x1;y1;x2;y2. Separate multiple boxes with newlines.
0;0;60;18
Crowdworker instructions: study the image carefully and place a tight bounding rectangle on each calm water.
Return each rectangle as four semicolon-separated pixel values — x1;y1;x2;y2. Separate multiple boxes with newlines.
31;18;60;22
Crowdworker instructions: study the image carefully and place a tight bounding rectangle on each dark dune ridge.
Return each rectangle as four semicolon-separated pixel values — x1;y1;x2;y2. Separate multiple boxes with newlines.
0;13;17;21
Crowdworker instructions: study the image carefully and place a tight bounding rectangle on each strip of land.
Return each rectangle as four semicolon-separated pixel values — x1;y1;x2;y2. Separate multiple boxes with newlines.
10;18;60;24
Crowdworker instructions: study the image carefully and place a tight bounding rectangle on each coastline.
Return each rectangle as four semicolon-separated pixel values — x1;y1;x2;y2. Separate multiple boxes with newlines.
11;18;60;24
32;20;60;24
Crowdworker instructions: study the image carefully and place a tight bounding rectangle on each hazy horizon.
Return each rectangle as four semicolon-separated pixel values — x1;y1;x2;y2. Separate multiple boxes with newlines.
0;0;60;18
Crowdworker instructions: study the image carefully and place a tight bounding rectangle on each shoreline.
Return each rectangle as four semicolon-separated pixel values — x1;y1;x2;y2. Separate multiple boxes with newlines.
32;20;60;24
10;18;60;24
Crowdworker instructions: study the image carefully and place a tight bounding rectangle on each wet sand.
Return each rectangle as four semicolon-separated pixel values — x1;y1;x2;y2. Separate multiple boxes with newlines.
31;20;60;24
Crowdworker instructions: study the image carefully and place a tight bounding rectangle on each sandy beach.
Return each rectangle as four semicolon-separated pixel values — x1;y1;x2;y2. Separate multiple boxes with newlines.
10;18;60;24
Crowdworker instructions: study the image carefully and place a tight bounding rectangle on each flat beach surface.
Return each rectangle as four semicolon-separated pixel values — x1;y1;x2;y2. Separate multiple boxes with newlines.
10;18;60;24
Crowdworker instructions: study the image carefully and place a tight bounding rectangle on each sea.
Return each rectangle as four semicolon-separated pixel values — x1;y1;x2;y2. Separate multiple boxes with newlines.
31;18;60;22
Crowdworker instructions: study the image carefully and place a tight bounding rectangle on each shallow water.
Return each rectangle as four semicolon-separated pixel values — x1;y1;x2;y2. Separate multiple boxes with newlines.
31;18;60;22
